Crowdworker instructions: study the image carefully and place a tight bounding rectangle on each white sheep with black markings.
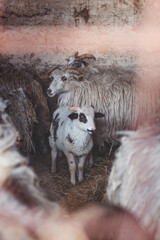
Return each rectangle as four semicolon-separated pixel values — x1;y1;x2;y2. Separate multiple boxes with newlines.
106;126;160;240
47;68;160;149
49;105;104;185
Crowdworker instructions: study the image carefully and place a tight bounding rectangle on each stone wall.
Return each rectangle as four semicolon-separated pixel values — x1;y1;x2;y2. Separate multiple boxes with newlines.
0;0;144;70
2;0;143;26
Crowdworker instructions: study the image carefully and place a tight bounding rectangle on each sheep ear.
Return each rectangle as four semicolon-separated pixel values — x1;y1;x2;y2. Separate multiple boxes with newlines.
68;113;78;120
95;112;105;118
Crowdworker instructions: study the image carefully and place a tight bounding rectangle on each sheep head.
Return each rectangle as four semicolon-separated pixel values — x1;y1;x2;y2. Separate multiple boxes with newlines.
47;68;84;98
66;52;96;68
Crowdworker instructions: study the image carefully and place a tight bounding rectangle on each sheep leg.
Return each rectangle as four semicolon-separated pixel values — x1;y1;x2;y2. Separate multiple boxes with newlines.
78;155;86;183
88;151;93;167
51;144;57;173
66;153;76;185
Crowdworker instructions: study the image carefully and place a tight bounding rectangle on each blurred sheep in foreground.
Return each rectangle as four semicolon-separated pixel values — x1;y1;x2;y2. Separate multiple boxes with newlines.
74;204;152;240
0;97;58;210
0;203;152;240
106;126;160;240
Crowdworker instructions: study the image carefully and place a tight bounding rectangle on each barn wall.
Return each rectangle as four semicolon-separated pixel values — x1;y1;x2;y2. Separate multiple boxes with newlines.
0;0;144;69
3;0;142;26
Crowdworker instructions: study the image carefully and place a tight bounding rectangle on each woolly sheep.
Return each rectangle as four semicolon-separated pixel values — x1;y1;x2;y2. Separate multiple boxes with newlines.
0;87;37;154
49;105;104;185
106;126;160;240
47;68;160;148
66;52;96;68
0;201;151;240
0;62;50;155
0;97;56;209
65;52;99;79
65;52;135;81
38;52;97;82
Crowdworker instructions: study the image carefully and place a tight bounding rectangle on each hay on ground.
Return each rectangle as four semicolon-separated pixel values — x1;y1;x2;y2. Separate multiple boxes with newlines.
31;152;113;212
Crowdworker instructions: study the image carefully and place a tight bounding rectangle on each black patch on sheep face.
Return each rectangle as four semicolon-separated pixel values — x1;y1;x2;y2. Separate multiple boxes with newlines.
61;121;64;126
66;134;73;144
94;112;105;118
79;113;87;123
52;119;59;141
68;113;78;120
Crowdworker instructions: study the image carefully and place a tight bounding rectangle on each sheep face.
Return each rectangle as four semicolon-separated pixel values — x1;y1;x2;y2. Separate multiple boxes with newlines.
47;70;79;97
68;106;96;134
66;56;83;68
68;106;105;135
66;52;96;68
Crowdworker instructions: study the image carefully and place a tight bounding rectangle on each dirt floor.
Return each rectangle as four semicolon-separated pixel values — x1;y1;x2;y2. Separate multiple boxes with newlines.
31;148;115;212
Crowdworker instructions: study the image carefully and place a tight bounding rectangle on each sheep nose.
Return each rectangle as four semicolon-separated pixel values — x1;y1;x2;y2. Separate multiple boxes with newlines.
87;128;96;134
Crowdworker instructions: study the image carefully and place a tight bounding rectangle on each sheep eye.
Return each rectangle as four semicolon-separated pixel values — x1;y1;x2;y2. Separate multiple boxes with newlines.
79;113;87;123
61;76;67;82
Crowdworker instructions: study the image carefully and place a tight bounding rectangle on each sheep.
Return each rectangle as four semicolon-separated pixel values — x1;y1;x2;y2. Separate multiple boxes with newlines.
0;202;152;240
0;62;50;155
0;98;63;239
38;52;97;82
73;204;152;240
66;52;96;68
66;52;135;82
105;126;160;240
49;105;104;185
47;68;160;149
0;87;37;154
0;97;57;210
65;52;99;79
